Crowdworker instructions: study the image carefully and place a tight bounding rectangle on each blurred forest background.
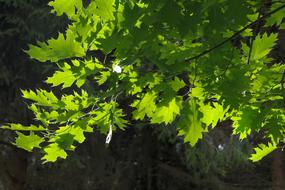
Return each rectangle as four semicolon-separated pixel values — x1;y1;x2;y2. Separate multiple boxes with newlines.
0;0;285;190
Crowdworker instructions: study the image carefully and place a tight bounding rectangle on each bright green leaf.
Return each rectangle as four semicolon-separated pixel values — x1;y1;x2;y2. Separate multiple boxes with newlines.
42;143;68;163
2;124;46;131
14;132;44;152
48;0;82;18
151;97;182;124
178;99;206;146
26;30;85;62
250;143;277;162
46;70;76;88
132;91;157;120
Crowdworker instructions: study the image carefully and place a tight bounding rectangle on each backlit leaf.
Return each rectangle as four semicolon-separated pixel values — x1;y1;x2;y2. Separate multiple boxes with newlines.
48;0;82;18
26;30;85;62
151;97;182;124
14;132;44;152
42;143;68;163
178;99;206;146
250;143;277;162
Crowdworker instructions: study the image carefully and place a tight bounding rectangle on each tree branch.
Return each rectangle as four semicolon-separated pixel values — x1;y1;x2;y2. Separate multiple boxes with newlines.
185;3;285;62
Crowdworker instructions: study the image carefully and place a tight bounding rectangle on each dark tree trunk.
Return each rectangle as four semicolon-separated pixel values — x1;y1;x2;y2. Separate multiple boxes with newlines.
0;146;28;190
272;150;284;190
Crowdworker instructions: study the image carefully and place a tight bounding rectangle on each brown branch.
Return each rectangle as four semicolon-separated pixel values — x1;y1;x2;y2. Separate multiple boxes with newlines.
185;3;285;62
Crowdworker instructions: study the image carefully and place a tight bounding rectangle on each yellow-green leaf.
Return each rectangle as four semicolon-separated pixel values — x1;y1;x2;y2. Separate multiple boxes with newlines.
14;132;44;152
42;143;68;163
250;143;277;162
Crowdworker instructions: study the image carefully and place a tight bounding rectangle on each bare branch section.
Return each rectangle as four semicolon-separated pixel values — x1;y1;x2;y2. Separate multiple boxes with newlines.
185;3;285;62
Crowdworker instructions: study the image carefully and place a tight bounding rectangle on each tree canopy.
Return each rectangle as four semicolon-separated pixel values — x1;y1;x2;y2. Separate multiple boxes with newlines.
2;0;285;163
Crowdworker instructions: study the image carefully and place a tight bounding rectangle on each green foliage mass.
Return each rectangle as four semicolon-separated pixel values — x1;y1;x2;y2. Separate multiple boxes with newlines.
2;0;285;163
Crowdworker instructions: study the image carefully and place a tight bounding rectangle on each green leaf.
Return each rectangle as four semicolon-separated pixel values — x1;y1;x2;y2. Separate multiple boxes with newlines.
199;102;227;128
249;143;277;162
263;111;285;143
2;124;46;131
48;0;82;18
151;97;182;124
55;122;91;144
94;0;116;21
14;132;44;152
218;68;250;107
47;59;97;88
233;106;264;139
191;87;205;100
54;133;75;150
92;105;111;134
88;0;115;21
266;3;285;26
68;127;86;143
131;91;157;120
42;143;68;163
60;95;80;111
92;101;127;133
113;108;128;130
96;71;111;85
178;99;206;146
22;89;59;109
245;33;278;61
26;30;85;62
46;70;76;88
169;77;185;92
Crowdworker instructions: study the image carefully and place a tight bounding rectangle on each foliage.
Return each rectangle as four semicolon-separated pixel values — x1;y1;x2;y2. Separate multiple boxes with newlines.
2;0;285;163
249;142;277;162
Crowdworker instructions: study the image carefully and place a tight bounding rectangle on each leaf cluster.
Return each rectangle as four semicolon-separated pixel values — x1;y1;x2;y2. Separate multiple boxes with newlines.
2;0;285;162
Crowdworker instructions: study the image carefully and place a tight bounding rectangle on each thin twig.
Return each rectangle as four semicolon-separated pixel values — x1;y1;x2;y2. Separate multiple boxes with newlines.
185;3;285;62
247;12;262;65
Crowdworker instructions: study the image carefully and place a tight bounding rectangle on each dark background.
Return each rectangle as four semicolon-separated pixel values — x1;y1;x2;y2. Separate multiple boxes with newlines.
0;1;284;190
